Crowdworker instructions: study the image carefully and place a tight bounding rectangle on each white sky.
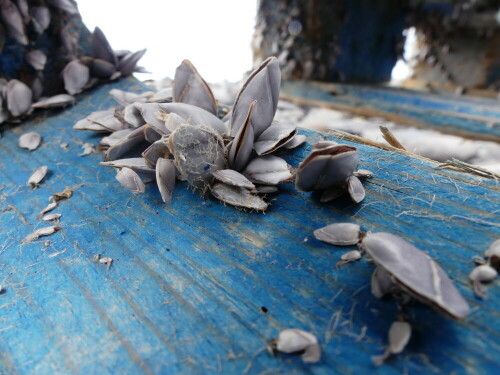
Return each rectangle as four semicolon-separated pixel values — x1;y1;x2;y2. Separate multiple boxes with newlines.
78;0;257;83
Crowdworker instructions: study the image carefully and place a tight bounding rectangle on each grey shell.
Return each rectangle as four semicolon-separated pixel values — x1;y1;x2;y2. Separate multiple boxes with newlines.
362;232;470;319
313;223;361;246
295;144;359;192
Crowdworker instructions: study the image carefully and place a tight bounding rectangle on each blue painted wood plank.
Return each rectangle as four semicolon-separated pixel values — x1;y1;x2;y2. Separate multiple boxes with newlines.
0;77;499;374
281;80;500;142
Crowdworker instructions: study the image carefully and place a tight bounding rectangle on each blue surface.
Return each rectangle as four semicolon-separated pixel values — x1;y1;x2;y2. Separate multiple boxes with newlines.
0;77;499;374
282;80;500;142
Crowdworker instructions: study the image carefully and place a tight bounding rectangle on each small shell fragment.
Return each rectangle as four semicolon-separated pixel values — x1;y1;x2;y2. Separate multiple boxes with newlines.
27;166;48;187
372;321;412;365
79;143;95;156
50;188;73;202
485;238;500;270
353;169;374;178
26;50;47;71
36;202;57;218
115;168;145;194
19;132;41;150
100;158;155;175
31;94;75;109
271;329;321;364
43;213;62;221
99;256;113;270
313;223;361;246
22;226;61;244
335;250;362;268
347;175;366;203
469;264;498;299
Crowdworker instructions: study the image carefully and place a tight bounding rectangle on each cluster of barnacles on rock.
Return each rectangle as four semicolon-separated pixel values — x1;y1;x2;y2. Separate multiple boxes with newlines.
75;57;371;211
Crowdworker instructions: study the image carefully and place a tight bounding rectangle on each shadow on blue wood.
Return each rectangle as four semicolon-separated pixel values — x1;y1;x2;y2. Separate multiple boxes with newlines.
0;77;499;374
282;80;500;143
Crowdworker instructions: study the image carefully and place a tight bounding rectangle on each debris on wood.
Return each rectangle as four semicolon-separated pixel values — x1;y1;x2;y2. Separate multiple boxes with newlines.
268;329;321;363
22;226;61;244
36;202;57;218
49;188;73;203
42;213;62;222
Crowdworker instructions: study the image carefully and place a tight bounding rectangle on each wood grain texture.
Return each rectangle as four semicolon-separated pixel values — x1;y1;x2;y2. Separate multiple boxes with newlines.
281;80;500;143
0;77;499;374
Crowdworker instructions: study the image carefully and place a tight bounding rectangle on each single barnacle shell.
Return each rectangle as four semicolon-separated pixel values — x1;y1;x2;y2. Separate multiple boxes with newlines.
31;94;75;109
142;139;170;168
92;27;117;66
169;124;225;190
26;50;47;71
63;60;90;95
124;102;146;128
210;182;268;211
270;329;321;363
22;226;61;244
212;170;255;189
87;109;127;132
155;158;176;204
117;49;147;76
353;169;374;178
347;175;365;203
228;101;256;171
19;132;41;150
100;129;134;146
243;156;291;185
469;264;497;299
100;158;155;175
86;58;116;79
27;166;48;187
254;122;297;155
284;134;307;150
30;6;50;34
7;80;32;117
0;0;27;45
230;57;280;138
314;223;361;246
141;102;226;135
361;232;470;319
173;59;217;115
115;167;145;194
104;126;149;161
372;321;412;365
295;144;359;192
336;250;362;268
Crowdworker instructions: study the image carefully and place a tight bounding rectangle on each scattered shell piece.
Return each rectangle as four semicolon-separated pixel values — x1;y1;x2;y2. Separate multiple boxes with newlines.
469;264;498;299
314;223;361;246
27;166;48;187
485;238;500;270
63;59;90;95
19;132;41;150
347;175;366;203
26;50;47;71
79;143;95;156
22;226;61;244
269;329;321;364
115;168;145;194
100;158;155;175
353;169;374;178
7;79;32;117
372;321;412;365
99;256;113;270
36;202;57;218
50;188;73;202
336;250;362;268
42;213;62;221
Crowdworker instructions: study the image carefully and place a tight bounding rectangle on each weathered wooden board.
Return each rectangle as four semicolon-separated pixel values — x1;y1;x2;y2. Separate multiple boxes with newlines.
0;77;499;374
281;80;500;143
